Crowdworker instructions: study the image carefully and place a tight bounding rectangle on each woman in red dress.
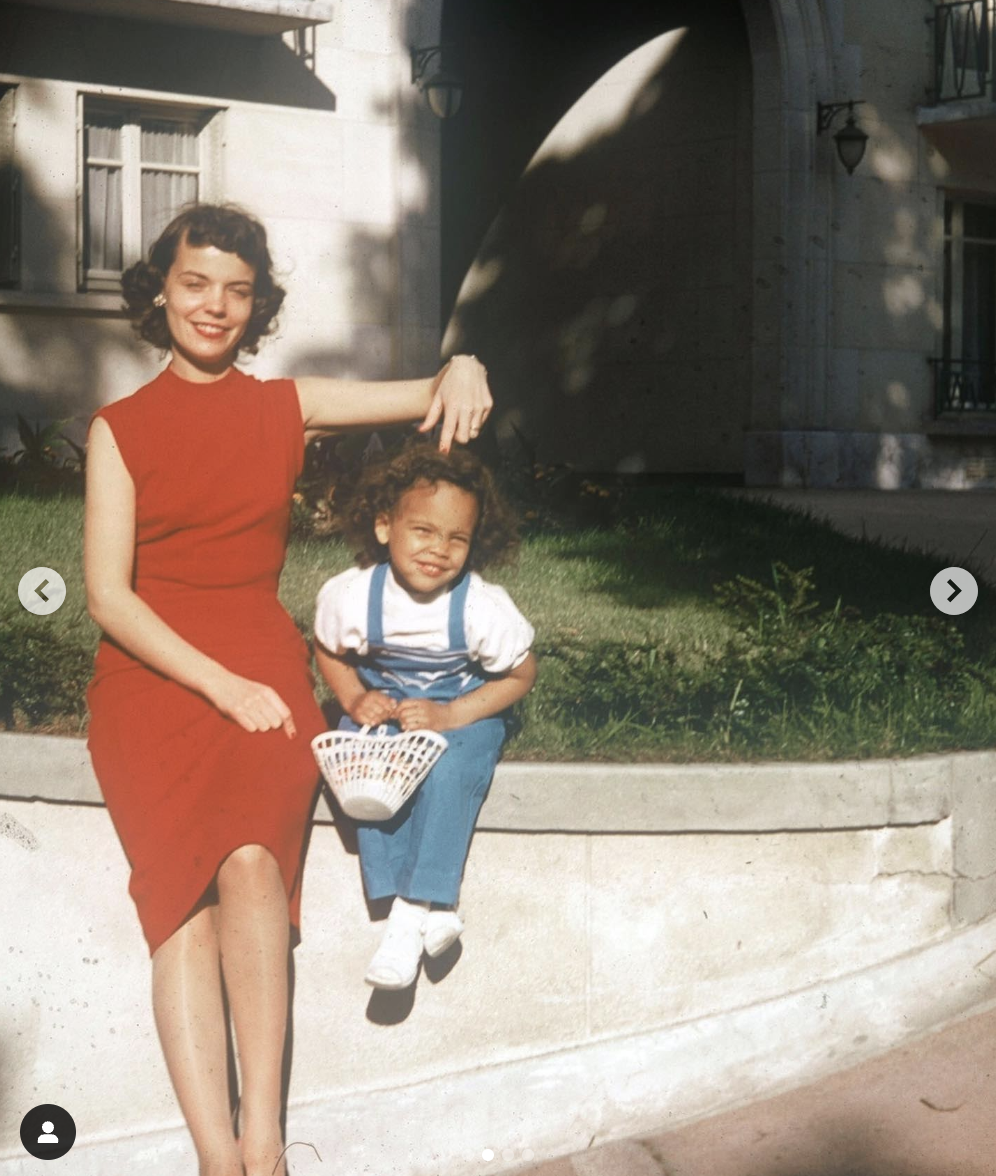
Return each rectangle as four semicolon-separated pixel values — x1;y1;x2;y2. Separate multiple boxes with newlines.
84;204;491;1176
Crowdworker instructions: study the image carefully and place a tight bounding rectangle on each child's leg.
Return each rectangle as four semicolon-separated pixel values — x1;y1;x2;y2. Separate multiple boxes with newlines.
343;714;505;987
393;715;506;906
336;715;416;902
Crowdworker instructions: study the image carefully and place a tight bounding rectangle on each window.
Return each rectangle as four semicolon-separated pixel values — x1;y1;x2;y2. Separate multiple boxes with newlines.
0;84;19;287
934;1;991;102
81;100;214;290
939;198;996;412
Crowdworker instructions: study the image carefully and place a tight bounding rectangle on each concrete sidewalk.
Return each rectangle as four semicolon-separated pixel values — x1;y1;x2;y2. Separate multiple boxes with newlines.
730;489;996;583
518;1003;996;1176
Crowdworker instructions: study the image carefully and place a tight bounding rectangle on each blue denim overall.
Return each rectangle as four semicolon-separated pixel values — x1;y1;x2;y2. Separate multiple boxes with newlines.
338;562;506;905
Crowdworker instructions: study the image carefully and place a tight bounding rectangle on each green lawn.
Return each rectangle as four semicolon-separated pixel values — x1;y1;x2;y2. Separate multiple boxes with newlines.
4;488;996;760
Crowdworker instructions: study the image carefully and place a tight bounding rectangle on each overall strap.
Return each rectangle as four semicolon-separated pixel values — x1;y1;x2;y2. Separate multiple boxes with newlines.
367;562;389;646
447;572;471;650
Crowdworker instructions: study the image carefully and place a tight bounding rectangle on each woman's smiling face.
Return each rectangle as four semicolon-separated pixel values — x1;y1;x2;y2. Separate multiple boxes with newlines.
375;480;480;601
162;234;256;380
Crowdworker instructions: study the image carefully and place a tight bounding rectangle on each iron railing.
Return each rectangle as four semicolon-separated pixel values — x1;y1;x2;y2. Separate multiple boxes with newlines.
932;1;995;102
931;358;996;412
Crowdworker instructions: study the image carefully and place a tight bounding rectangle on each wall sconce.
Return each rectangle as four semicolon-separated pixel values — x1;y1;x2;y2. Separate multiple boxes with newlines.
410;45;463;119
816;100;869;174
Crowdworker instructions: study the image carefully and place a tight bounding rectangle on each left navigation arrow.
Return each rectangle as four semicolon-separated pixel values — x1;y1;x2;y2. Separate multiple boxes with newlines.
17;567;67;615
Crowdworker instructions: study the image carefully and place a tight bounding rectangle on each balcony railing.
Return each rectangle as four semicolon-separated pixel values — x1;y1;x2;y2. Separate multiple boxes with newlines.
931;358;996;413
932;1;995;102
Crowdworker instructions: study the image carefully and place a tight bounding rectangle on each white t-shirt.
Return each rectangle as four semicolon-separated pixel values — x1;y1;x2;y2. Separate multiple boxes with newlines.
314;564;534;674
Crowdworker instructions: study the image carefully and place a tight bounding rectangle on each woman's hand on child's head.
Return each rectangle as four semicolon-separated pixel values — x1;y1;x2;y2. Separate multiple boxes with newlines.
396;698;451;733
349;690;398;728
419;354;492;453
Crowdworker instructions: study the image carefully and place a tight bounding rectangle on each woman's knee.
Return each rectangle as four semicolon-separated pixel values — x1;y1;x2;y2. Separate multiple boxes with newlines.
216;844;281;893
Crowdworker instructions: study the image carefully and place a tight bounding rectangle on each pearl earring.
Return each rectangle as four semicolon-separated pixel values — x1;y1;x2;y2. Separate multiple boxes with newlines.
153;293;166;308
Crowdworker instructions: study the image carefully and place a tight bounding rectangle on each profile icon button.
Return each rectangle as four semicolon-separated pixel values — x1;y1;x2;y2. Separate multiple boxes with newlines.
19;1104;76;1159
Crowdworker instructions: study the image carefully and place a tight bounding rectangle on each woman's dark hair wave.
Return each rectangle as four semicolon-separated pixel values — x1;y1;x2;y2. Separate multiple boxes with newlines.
121;203;285;356
340;441;519;573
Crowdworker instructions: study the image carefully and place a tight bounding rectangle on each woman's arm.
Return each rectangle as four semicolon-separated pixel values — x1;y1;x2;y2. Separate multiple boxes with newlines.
395;652;538;733
85;418;297;738
314;645;397;727
296;354;492;453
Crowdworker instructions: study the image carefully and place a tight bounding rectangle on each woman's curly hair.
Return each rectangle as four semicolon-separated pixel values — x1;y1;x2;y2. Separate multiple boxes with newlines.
340;441;520;572
121;203;285;356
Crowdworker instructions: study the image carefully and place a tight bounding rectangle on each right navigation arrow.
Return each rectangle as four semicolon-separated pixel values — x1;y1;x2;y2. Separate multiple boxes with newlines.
947;579;961;603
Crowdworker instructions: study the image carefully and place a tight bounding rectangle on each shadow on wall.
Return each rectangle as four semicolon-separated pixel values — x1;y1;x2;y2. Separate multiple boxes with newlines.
289;3;443;386
0;166;142;448
441;0;752;477
0;4;336;110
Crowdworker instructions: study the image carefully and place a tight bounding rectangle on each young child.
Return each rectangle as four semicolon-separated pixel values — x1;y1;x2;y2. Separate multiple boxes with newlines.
314;443;537;990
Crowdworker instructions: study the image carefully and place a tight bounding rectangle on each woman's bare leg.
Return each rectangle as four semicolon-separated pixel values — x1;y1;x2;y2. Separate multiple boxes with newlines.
216;844;291;1176
152;905;243;1176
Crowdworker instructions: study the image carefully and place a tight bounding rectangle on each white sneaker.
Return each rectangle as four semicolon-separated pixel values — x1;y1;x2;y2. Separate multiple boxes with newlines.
364;901;427;990
423;909;464;958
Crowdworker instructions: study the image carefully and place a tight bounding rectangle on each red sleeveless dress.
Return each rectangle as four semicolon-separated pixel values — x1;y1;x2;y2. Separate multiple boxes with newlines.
86;365;325;956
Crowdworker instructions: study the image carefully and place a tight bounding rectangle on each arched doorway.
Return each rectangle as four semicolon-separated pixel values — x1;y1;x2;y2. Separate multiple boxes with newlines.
439;0;835;480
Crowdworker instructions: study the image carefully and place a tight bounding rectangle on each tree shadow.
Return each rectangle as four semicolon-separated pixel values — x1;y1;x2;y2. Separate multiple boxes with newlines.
525;485;988;623
288;6;445;386
0;169;141;448
650;1112;967;1176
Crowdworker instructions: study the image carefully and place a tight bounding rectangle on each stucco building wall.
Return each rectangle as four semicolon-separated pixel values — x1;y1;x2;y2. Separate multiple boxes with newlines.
0;0;443;443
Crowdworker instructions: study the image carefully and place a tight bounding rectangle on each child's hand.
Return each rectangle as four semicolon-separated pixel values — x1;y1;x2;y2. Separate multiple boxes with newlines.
349;690;398;727
396;698;451;732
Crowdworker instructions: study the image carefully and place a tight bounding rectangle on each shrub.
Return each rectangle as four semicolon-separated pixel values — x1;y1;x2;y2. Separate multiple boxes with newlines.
0;615;92;730
0;416;85;495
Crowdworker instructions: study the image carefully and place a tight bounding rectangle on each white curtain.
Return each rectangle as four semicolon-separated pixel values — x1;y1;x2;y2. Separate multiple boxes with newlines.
141;120;199;255
85;119;123;272
141;120;198;166
141;170;198;257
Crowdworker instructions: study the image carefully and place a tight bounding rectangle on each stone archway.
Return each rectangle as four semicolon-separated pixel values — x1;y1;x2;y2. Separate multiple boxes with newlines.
439;0;839;479
739;0;838;481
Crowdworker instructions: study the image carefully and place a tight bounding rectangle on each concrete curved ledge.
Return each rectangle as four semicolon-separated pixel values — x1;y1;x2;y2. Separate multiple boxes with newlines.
4;918;996;1176
2;734;996;1174
0;731;980;829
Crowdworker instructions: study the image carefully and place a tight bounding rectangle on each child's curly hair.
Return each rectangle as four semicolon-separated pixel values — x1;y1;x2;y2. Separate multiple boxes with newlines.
340;442;519;571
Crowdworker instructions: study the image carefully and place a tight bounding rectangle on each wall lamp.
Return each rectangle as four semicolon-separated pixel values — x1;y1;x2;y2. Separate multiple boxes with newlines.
410;45;463;118
816;100;869;174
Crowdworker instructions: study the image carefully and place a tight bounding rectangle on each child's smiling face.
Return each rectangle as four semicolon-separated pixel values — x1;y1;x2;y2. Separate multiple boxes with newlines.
375;479;479;600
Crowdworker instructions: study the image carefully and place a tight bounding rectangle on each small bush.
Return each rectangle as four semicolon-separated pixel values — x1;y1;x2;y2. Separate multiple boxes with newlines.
0;615;92;731
0;416;85;496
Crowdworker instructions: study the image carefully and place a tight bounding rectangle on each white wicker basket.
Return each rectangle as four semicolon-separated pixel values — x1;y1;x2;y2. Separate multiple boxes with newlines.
311;725;449;821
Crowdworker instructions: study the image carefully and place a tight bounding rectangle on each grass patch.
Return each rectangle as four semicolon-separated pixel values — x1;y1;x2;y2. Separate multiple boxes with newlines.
3;487;996;760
